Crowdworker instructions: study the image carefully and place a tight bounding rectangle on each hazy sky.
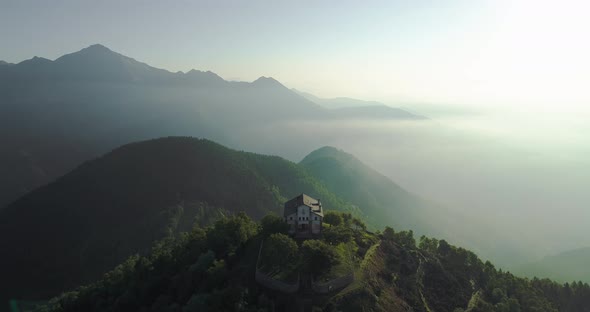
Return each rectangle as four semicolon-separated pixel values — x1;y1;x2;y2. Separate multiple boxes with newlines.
2;0;589;109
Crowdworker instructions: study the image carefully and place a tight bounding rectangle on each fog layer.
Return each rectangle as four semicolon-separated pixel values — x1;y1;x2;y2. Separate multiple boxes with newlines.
229;105;590;267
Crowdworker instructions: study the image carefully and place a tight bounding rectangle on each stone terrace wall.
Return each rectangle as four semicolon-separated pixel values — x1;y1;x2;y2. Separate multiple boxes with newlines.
255;270;300;294
255;240;300;294
311;273;354;294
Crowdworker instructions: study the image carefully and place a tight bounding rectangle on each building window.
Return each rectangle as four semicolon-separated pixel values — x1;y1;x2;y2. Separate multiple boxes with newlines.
315;216;318;220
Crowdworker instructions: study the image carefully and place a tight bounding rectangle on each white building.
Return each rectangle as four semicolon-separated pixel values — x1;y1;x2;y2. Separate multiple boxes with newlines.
284;194;323;237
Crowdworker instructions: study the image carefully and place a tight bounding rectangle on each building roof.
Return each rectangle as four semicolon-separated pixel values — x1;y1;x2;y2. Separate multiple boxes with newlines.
284;194;323;217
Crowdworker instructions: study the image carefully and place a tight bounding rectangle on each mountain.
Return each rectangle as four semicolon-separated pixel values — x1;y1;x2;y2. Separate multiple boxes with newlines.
0;137;360;302
183;69;227;86
294;89;384;108
0;44;327;208
301;146;473;238
301;146;432;231
294;89;424;119
514;247;590;283
329;105;425;120
0;45;428;209
35;213;590;312
299;146;528;267
0;60;12;66
0;44;187;83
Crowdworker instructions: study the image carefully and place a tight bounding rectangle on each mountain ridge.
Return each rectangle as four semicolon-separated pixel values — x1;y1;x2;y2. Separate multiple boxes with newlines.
299;145;525;268
0;44;424;208
301;145;440;232
3;44;291;87
294;89;426;119
0;137;361;301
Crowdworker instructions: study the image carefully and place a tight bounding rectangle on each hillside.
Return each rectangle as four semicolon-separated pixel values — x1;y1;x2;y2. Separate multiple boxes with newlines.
34;213;590;312
300;146;427;230
0;137;359;303
514;247;590;283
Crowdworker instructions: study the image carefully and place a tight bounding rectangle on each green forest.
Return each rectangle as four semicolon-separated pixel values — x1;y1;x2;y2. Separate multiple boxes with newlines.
35;211;590;312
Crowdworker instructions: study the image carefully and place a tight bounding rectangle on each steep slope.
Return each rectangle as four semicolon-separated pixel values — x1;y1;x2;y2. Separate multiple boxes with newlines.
0;137;356;302
514;247;590;283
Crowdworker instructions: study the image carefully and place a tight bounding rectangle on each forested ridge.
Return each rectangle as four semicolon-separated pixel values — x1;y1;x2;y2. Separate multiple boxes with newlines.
0;137;359;304
35;212;590;312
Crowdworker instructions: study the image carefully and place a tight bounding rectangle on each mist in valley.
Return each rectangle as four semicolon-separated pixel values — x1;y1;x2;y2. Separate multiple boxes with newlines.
228;103;590;268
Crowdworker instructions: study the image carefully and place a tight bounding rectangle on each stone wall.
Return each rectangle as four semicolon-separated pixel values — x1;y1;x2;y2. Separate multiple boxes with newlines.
255;240;300;294
255;270;300;294
311;273;354;294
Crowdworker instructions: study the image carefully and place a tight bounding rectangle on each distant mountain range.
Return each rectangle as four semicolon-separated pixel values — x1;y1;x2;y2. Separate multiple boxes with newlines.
0;44;423;208
295;89;388;108
295;89;425;119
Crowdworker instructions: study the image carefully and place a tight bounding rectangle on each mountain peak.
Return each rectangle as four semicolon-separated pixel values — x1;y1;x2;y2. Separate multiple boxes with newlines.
49;44;173;82
84;43;112;52
17;56;52;66
54;44;125;65
310;146;342;155
300;146;356;165
252;76;284;88
187;69;220;77
65;44;120;59
184;69;227;85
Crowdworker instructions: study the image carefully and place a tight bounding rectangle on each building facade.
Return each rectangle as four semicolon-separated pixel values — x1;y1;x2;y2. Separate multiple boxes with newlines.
284;194;323;237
